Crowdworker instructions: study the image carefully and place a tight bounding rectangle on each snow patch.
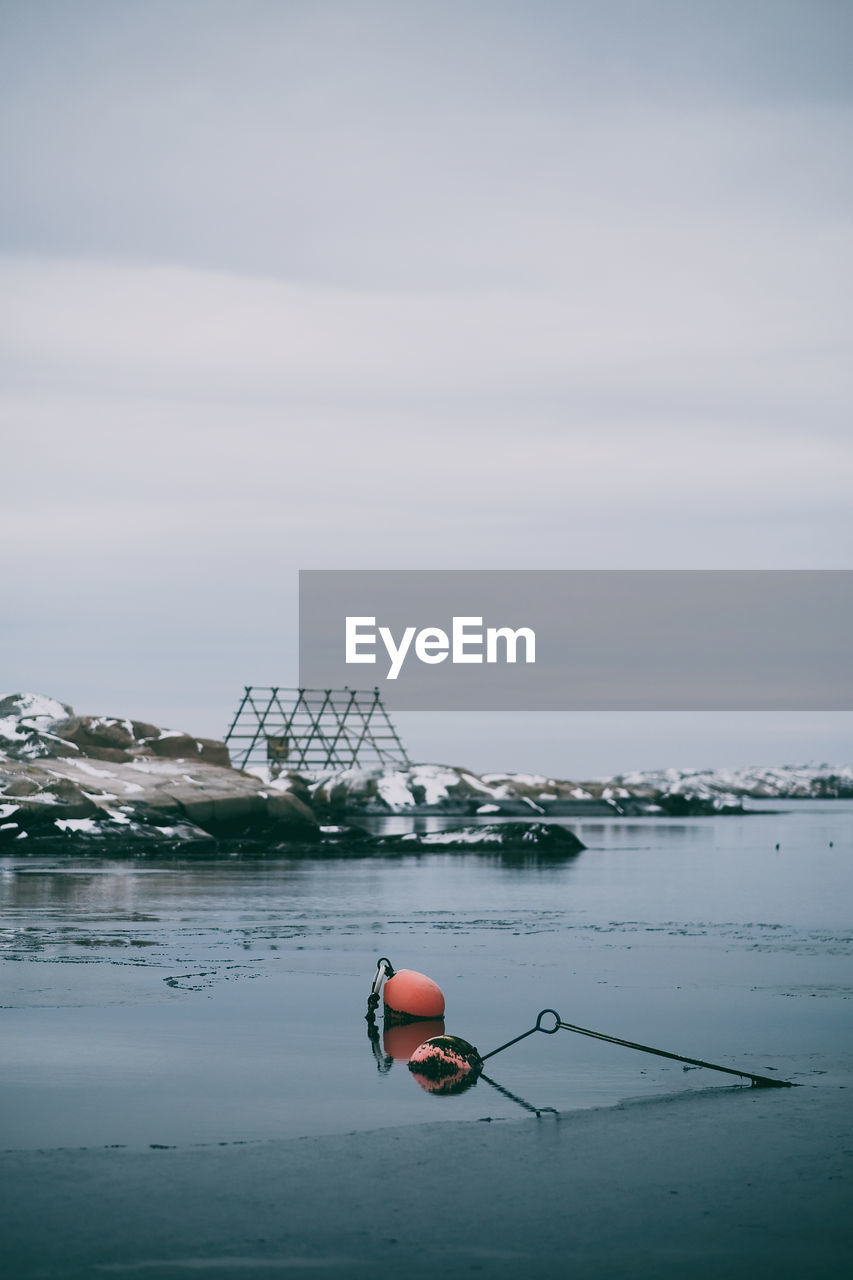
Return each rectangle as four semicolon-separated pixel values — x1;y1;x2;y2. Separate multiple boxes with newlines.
103;808;132;825
521;796;545;813
55;817;101;833
6;693;69;723
377;773;417;808
69;761;117;779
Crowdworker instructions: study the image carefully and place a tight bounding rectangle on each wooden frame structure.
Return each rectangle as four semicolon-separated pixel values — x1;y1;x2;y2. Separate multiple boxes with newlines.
224;687;410;774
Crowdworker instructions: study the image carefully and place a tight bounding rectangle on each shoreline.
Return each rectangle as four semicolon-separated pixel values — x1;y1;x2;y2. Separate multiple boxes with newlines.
2;1077;850;1278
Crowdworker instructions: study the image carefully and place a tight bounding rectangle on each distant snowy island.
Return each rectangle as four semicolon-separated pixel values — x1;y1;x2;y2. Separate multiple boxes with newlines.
308;760;853;818
1;692;850;854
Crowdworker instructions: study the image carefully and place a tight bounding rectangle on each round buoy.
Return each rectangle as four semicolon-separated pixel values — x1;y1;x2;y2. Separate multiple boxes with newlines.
407;1035;483;1095
383;969;445;1022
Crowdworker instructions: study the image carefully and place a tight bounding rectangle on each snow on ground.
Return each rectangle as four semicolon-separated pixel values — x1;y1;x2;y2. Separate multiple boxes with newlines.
398;827;503;845
376;771;418;808
103;808;133;825
88;716;134;737
458;771;497;794
309;764;502;810
54;817;102;833
615;763;853;798
305;760;853;811
127;758;195;776
481;772;551;787
4;693;68;723
0;717;26;745
68;761;118;779
408;765;465;804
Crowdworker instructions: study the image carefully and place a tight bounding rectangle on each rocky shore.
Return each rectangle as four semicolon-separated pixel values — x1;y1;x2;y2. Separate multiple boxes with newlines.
0;694;585;857
0;692;321;855
3;692;848;856
311;759;853;818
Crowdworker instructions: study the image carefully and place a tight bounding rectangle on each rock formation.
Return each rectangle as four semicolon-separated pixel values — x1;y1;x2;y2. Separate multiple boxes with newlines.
0;693;317;853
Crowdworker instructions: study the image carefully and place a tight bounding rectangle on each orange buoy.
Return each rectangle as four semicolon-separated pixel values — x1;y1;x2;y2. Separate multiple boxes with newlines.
383;1019;446;1061
383;968;446;1022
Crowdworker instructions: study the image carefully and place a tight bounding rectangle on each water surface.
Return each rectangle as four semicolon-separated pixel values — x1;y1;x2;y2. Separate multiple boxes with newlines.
1;801;850;1150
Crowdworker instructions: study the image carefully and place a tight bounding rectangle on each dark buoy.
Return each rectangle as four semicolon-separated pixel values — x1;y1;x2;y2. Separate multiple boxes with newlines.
408;1035;483;1095
383;969;446;1023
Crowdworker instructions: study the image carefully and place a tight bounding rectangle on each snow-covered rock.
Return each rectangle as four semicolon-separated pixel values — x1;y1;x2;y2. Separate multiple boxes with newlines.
375;822;585;854
311;764;509;814
308;759;852;817
0;692;320;852
613;763;853;801
0;692;230;766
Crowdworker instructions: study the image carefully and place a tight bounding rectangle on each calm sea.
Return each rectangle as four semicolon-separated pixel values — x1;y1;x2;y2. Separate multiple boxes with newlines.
1;801;851;1149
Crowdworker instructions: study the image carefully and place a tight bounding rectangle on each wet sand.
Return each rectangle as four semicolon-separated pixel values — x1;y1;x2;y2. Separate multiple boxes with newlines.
2;1077;850;1279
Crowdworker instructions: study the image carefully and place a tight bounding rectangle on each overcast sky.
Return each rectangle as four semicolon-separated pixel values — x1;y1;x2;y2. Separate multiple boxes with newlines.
2;0;851;775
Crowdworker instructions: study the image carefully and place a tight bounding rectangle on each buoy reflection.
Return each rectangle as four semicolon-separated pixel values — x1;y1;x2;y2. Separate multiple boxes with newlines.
409;1064;481;1096
366;1014;445;1073
383;1019;446;1061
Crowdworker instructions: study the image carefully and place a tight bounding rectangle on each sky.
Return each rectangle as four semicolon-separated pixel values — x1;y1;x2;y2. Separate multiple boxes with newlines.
2;0;851;776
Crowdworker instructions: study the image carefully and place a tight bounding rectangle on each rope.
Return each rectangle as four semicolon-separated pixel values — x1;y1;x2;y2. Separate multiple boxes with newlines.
365;957;395;1027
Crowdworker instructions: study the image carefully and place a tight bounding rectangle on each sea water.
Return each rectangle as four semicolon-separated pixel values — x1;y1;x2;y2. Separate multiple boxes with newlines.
1;801;851;1150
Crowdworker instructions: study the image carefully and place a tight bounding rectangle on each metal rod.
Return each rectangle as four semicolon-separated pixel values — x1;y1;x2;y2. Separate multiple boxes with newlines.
556;1019;795;1088
481;1008;795;1088
480;1009;561;1061
480;1026;539;1062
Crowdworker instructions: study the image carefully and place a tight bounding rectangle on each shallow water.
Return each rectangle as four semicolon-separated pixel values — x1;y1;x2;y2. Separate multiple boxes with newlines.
1;801;851;1150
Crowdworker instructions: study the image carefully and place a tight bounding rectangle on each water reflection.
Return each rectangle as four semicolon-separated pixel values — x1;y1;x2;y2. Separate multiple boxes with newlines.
384;1019;447;1061
364;813;714;850
366;1017;447;1074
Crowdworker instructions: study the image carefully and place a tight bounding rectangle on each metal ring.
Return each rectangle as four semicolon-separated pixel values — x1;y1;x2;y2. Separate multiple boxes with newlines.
535;1009;561;1034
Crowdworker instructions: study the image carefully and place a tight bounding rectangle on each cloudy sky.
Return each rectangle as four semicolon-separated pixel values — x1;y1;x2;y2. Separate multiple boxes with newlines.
2;0;851;774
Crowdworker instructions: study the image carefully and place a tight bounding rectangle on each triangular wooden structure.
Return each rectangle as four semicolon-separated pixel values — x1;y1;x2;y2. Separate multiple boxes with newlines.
224;686;410;774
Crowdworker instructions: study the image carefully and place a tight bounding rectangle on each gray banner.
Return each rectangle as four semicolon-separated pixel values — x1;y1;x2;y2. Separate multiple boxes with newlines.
298;571;853;710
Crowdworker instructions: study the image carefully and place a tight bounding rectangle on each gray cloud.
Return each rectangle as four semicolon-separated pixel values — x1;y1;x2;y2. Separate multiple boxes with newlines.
1;0;851;766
